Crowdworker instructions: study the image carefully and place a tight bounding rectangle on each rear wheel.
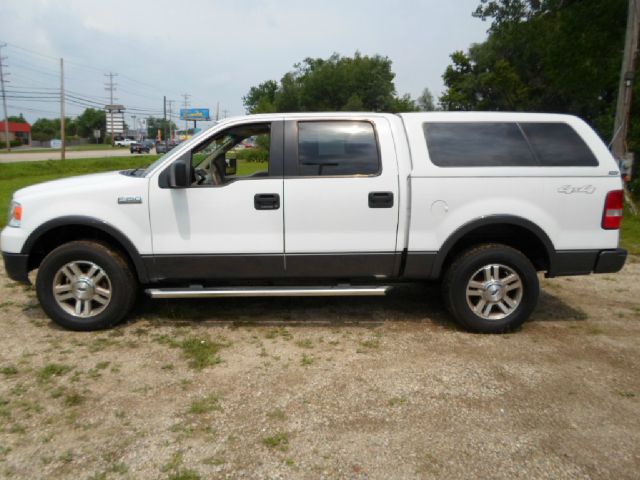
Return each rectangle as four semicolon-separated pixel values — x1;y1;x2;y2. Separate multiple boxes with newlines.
36;241;137;331
442;244;539;333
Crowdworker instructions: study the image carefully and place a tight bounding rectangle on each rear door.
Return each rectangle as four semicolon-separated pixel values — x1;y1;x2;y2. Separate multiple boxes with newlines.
282;117;400;278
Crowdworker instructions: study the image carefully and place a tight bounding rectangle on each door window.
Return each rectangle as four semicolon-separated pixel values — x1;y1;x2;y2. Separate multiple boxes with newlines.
191;123;271;186
297;121;379;176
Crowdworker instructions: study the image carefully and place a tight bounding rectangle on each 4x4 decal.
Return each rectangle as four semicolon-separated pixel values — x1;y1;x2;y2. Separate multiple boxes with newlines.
558;185;596;194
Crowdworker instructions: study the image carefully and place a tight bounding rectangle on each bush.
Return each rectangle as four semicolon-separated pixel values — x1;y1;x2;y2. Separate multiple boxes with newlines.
629;178;640;200
9;139;22;148
32;132;53;142
235;147;269;163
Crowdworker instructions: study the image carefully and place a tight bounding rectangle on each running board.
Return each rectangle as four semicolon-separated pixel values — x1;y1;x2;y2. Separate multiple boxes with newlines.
146;285;391;299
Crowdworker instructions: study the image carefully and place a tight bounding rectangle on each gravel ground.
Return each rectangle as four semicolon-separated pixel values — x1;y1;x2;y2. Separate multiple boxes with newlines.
0;260;638;479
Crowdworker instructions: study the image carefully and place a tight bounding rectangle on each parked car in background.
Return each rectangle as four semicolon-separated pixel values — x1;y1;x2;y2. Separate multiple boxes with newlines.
155;141;180;154
130;139;155;154
114;138;136;147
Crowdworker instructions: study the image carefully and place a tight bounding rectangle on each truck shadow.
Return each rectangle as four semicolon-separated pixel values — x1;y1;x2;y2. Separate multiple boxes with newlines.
127;283;588;330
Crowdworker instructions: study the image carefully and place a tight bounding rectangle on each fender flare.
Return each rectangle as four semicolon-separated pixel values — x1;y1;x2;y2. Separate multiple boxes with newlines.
21;216;149;283
430;215;556;277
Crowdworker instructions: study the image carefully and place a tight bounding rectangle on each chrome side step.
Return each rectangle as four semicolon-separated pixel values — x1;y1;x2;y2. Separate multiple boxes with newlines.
146;285;391;299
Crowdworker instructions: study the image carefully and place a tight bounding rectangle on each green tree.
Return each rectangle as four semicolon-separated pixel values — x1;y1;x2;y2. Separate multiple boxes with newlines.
75;108;106;138
440;0;627;140
243;52;417;113
417;88;436;111
146;117;176;139
31;118;60;141
7;114;27;123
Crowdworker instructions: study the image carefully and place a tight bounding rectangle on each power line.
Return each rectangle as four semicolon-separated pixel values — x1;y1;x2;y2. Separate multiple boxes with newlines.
1;50;173;121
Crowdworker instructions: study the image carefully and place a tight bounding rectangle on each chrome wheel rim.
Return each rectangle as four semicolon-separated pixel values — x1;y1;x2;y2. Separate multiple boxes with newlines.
466;264;523;320
52;261;112;318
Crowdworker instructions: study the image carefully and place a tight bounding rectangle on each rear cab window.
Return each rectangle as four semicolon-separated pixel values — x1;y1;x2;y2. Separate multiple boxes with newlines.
423;122;598;167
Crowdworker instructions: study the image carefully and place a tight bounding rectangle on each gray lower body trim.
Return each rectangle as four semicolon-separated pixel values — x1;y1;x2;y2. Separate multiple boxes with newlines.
143;252;398;282
540;249;627;277
547;250;599;277
402;252;437;279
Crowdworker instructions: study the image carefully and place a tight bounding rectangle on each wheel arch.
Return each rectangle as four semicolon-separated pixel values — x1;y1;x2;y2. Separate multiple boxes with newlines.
432;215;555;278
21;216;149;283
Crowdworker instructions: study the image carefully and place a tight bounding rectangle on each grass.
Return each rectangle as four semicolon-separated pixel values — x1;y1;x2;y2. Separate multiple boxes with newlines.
188;395;222;414
262;432;289;452
177;337;226;370
0;156;158;227
267;409;287;421
167;470;201;480
1;365;18;376
37;363;72;381
156;335;227;370
1;144;120;154
161;452;202;480
621;206;640;255
295;339;313;349
63;391;85;407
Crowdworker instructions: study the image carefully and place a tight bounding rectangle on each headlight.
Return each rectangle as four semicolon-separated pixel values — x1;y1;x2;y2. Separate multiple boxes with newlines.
8;201;22;228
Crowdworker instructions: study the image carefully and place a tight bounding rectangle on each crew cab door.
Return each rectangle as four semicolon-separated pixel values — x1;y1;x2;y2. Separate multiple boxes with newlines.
147;120;285;281
282;117;399;277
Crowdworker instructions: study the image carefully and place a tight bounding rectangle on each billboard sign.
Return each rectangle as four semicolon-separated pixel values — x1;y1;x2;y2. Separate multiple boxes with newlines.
180;108;210;121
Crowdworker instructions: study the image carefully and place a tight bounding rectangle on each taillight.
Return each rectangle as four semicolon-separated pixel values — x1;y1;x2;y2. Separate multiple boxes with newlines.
602;190;624;229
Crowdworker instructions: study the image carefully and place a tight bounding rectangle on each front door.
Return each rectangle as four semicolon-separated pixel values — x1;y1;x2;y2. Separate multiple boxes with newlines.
148;120;285;280
282;118;399;278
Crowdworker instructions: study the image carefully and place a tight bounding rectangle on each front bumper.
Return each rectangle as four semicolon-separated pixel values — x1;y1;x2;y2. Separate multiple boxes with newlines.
1;252;30;284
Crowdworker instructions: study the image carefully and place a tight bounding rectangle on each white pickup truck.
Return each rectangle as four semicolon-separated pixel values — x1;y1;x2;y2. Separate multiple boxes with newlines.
1;112;627;333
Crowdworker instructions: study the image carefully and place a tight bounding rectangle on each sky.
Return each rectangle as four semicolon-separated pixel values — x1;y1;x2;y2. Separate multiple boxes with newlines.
0;0;489;129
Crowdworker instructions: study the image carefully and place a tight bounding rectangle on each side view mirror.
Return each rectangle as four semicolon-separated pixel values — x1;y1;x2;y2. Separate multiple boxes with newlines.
225;157;237;176
169;161;190;188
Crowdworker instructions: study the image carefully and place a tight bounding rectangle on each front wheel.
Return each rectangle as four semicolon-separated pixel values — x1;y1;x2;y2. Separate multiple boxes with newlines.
36;241;137;331
442;244;539;333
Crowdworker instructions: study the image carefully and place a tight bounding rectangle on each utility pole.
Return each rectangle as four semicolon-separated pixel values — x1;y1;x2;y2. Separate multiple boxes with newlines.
0;43;11;151
104;72;118;145
60;58;66;160
612;0;640;164
131;114;136;139
167;100;174;141
611;0;640;213
222;109;229;119
163;95;168;150
181;93;191;131
216;101;220;122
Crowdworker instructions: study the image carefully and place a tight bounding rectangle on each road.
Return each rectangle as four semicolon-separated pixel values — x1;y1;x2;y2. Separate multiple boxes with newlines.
0;148;139;163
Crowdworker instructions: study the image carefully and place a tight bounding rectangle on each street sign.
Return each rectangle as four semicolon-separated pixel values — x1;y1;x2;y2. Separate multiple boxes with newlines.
180;108;210;121
93;129;101;139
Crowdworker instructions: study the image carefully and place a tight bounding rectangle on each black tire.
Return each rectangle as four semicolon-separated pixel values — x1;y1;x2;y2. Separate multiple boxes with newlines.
36;241;137;331
442;244;539;333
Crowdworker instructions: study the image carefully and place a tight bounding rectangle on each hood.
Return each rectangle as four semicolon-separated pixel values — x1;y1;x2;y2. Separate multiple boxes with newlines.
13;170;144;202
